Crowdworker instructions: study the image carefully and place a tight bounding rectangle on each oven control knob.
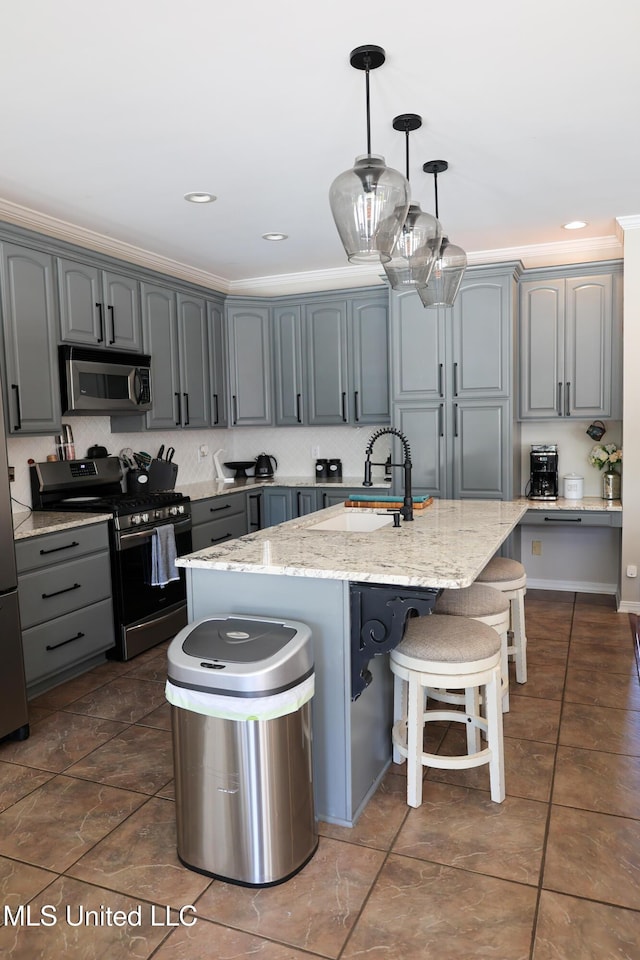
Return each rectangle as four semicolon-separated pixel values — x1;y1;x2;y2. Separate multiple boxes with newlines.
170;505;183;516
141;513;150;523
131;514;142;525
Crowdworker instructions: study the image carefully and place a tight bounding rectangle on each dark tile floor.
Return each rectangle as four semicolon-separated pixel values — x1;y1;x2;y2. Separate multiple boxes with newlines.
1;590;639;959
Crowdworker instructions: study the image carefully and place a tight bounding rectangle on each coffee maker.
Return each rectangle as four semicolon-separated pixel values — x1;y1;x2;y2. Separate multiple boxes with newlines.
528;444;558;501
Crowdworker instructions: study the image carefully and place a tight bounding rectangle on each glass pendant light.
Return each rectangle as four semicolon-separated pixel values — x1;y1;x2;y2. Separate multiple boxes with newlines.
329;46;410;264
418;160;467;308
383;114;442;290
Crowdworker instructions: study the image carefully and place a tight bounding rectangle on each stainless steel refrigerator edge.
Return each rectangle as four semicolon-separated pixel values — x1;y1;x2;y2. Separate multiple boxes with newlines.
0;379;29;741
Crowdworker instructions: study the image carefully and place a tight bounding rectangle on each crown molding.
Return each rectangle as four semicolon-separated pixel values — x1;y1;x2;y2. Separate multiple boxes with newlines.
0;197;231;294
0;196;625;299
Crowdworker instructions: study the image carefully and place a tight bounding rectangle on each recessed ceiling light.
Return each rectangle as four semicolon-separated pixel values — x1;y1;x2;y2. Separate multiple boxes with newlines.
184;192;217;203
562;220;588;230
262;232;288;241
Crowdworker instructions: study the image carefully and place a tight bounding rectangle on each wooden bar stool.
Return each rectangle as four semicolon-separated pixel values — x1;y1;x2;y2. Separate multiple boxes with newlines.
476;556;527;686
390;614;505;808
435;583;511;710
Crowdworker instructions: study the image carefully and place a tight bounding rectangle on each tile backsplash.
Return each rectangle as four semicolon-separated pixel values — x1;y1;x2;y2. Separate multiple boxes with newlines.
7;419;390;511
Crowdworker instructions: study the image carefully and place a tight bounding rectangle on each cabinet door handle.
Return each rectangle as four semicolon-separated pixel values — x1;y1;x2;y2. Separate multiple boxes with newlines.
42;582;81;600
210;533;233;544
46;631;85;651
11;384;22;431
107;304;115;344
174;392;182;426
454;403;459;437
39;540;79;555
209;503;231;513
248;492;262;529
341;391;347;422
183;392;190;425
95;302;104;343
296;393;302;423
438;403;444;437
212;393;219;424
438;364;443;398
232;395;238;424
557;382;563;416
565;382;571;417
453;362;459;397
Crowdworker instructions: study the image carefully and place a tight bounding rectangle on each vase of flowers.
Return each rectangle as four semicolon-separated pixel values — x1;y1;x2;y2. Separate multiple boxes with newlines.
588;443;622;500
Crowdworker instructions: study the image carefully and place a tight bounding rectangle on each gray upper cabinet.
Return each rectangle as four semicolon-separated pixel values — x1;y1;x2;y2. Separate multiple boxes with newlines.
518;263;621;420
207;300;228;427
58;258;142;351
0;243;61;435
176;293;210;429
273;303;304;425
141;285;210;430
390;263;520;500
226;303;272;426
304;289;389;426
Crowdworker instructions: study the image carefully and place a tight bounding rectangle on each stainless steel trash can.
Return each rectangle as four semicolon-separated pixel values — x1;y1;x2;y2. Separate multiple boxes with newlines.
166;613;317;886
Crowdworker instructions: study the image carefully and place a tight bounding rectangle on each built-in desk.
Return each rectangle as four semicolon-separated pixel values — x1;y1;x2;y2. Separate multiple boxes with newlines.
516;497;622;594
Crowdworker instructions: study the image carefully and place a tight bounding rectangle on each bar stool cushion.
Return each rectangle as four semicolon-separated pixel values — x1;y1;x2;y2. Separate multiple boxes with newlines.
477;556;526;588
435;583;509;618
398;614;501;665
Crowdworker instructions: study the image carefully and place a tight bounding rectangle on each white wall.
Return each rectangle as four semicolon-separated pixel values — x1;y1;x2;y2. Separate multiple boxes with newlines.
519;419;622;498
7;419;390;512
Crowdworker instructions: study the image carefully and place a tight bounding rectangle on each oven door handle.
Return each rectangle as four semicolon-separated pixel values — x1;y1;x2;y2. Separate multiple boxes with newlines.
116;518;192;550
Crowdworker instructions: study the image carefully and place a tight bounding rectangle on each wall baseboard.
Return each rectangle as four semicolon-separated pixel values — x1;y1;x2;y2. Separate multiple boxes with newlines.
526;577;618;595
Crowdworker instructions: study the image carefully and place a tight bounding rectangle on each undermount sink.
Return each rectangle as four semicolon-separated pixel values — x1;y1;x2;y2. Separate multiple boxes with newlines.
307;512;394;533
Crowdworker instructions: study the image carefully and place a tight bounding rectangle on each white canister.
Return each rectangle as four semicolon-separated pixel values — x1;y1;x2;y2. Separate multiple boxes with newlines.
563;474;584;500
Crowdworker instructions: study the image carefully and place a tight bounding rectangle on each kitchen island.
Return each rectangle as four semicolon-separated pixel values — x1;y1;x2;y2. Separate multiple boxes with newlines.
176;498;528;826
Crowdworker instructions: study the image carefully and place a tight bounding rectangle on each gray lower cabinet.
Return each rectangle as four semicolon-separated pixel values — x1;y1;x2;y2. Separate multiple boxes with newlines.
0;242;61;435
57;258;142;351
15;522;115;695
190;493;249;551
518;263;622;420
261;486;387;526
226;303;272;425
390;263;520;500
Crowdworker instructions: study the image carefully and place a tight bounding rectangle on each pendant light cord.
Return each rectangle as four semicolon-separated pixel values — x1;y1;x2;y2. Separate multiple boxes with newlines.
364;57;372;155
433;169;440;219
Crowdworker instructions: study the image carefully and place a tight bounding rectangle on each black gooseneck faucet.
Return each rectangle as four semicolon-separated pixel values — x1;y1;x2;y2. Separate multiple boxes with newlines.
363;427;413;521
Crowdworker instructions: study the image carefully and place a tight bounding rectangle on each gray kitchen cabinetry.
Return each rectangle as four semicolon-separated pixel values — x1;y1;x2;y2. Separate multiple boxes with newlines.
208;300;228;427
518;262;622;420
15;522;114;696
226;302;272;426
58;258;142;351
190;493;249;551
261;485;387;526
273;303;305;425
305;291;389;426
139;283;213;430
390;263;520;499
0;242;61;435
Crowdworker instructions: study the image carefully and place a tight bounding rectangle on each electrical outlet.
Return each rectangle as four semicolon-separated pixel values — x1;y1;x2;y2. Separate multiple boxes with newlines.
8;465;15;482
198;444;209;463
627;564;638;578
531;540;542;556
311;445;320;458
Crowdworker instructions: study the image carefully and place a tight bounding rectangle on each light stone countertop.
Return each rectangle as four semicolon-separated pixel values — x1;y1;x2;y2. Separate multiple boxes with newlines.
177;475;389;500
176;498;529;590
12;510;112;540
515;496;622;512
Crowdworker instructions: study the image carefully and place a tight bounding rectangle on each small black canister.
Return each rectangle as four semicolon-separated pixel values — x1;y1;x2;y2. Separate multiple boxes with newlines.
315;459;329;481
327;458;343;480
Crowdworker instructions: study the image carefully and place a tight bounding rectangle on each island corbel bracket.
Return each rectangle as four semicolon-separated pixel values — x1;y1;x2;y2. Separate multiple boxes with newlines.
349;583;440;700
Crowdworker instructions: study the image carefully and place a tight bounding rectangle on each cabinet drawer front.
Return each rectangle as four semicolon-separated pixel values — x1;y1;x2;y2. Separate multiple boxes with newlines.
16;523;110;573
190;494;245;526
22;599;115;686
191;512;248;551
522;510;618;527
18;552;112;629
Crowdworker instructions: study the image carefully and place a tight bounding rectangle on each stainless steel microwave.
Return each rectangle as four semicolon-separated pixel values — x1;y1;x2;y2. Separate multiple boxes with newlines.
59;345;152;415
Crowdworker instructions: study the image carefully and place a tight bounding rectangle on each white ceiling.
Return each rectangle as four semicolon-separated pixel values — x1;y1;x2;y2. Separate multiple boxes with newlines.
1;1;638;294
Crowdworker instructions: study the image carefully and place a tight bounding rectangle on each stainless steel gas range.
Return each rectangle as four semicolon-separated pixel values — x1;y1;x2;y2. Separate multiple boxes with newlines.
30;457;192;661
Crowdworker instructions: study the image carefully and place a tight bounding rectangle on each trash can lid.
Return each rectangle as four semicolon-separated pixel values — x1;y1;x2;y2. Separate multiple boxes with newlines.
167;614;313;697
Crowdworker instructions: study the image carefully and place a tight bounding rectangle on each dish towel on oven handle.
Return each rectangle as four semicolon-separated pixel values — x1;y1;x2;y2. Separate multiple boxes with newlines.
151;524;179;587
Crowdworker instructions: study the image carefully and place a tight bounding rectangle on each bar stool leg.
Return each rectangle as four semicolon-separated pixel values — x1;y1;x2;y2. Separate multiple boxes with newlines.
464;686;482;753
406;675;423;808
393;672;407;765
485;668;505;802
511;590;527;683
